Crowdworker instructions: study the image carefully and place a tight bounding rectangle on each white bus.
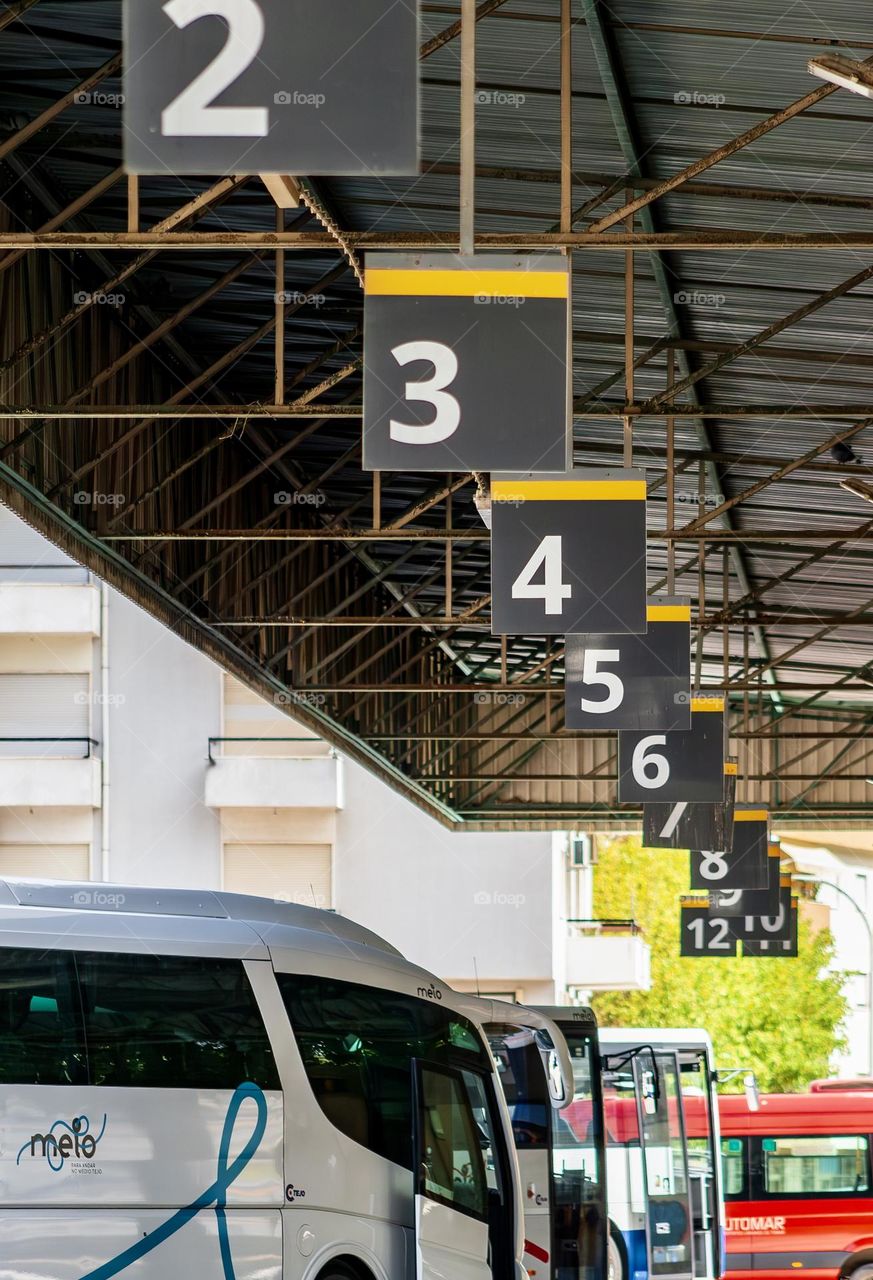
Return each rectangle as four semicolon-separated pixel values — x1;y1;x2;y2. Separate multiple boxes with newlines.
489;1005;607;1280
0;878;574;1280
598;1029;724;1280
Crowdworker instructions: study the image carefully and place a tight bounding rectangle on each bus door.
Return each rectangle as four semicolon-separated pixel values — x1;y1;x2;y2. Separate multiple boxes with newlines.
678;1051;721;1280
551;1024;608;1280
634;1051;694;1280
412;1057;514;1280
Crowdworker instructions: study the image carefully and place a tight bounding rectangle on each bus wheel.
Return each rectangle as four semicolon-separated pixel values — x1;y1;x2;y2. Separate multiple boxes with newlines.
608;1228;625;1280
316;1263;366;1280
846;1267;873;1280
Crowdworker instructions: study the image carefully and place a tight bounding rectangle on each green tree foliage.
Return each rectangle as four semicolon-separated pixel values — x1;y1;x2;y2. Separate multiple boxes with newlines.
590;836;848;1092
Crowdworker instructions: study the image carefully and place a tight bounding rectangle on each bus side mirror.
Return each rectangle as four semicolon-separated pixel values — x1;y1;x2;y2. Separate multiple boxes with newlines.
744;1073;760;1112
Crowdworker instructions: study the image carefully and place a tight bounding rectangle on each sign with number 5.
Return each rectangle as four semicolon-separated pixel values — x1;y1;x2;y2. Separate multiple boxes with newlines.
490;470;647;636
618;696;725;802
363;255;571;472
124;0;419;174
564;598;691;730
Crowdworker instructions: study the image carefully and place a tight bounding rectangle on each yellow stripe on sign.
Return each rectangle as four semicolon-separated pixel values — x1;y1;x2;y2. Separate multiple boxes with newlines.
691;696;724;712
724;762;738;775
647;604;691;622
364;268;569;299
491;479;646;502
735;809;768;823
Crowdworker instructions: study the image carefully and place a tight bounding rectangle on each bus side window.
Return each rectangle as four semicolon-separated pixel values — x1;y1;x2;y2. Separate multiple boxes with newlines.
761;1135;870;1196
75;951;280;1090
721;1138;746;1199
0;948;85;1086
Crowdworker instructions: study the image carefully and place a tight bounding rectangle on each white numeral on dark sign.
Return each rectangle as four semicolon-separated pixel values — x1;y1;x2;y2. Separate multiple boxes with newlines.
162;0;268;137
578;650;624;714
632;735;669;789
659;801;688;839
687;918;731;950
699;852;728;882
512;536;572;616
389;341;461;444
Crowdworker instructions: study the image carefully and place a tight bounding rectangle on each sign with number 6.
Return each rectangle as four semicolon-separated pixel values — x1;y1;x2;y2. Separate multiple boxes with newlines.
565;598;691;730
490;470;647;636
124;0;419;174
618;696;725;802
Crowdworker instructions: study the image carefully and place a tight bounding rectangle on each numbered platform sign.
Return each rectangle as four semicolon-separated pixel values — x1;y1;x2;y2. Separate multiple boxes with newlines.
363;254;570;472
742;902;799;957
565;598;691;731
618;695;725;804
643;758;736;852
710;846;781;916
689;807;770;892
680;897;737;958
491;470;647;636
735;877;796;945
124;0;419;175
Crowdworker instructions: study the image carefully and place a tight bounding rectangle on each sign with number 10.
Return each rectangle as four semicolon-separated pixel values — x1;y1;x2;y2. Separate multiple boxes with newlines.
124;0;420;174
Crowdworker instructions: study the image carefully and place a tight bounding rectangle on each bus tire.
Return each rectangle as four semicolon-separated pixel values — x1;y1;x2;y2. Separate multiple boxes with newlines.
608;1224;626;1280
843;1263;873;1280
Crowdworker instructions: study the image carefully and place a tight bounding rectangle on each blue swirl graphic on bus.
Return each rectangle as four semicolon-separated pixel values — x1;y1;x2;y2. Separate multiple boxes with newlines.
17;1113;107;1171
79;1082;268;1280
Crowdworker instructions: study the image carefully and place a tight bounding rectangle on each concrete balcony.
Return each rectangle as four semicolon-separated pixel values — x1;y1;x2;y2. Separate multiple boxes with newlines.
205;740;343;810
0;581;100;635
565;919;652;993
0;746;101;807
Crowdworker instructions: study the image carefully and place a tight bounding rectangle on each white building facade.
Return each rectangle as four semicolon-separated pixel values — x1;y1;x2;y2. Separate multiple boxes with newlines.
0;505;650;1005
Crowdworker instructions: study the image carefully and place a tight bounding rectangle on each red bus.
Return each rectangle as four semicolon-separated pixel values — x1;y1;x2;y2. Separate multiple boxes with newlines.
720;1092;873;1280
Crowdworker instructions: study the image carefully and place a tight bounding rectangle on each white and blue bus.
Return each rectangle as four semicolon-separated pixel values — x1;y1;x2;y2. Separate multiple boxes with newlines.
598;1029;724;1280
0;877;575;1280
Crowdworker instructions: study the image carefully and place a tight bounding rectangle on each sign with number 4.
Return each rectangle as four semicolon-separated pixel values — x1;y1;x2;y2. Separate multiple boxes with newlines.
363;255;571;472
491;470;647;636
124;0;419;175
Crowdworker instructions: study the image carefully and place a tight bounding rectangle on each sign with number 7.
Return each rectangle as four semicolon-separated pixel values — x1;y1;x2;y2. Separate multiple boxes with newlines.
363;254;571;473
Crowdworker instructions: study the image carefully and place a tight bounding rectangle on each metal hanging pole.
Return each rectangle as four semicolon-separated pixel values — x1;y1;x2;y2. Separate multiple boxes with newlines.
666;348;676;593
460;0;476;256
